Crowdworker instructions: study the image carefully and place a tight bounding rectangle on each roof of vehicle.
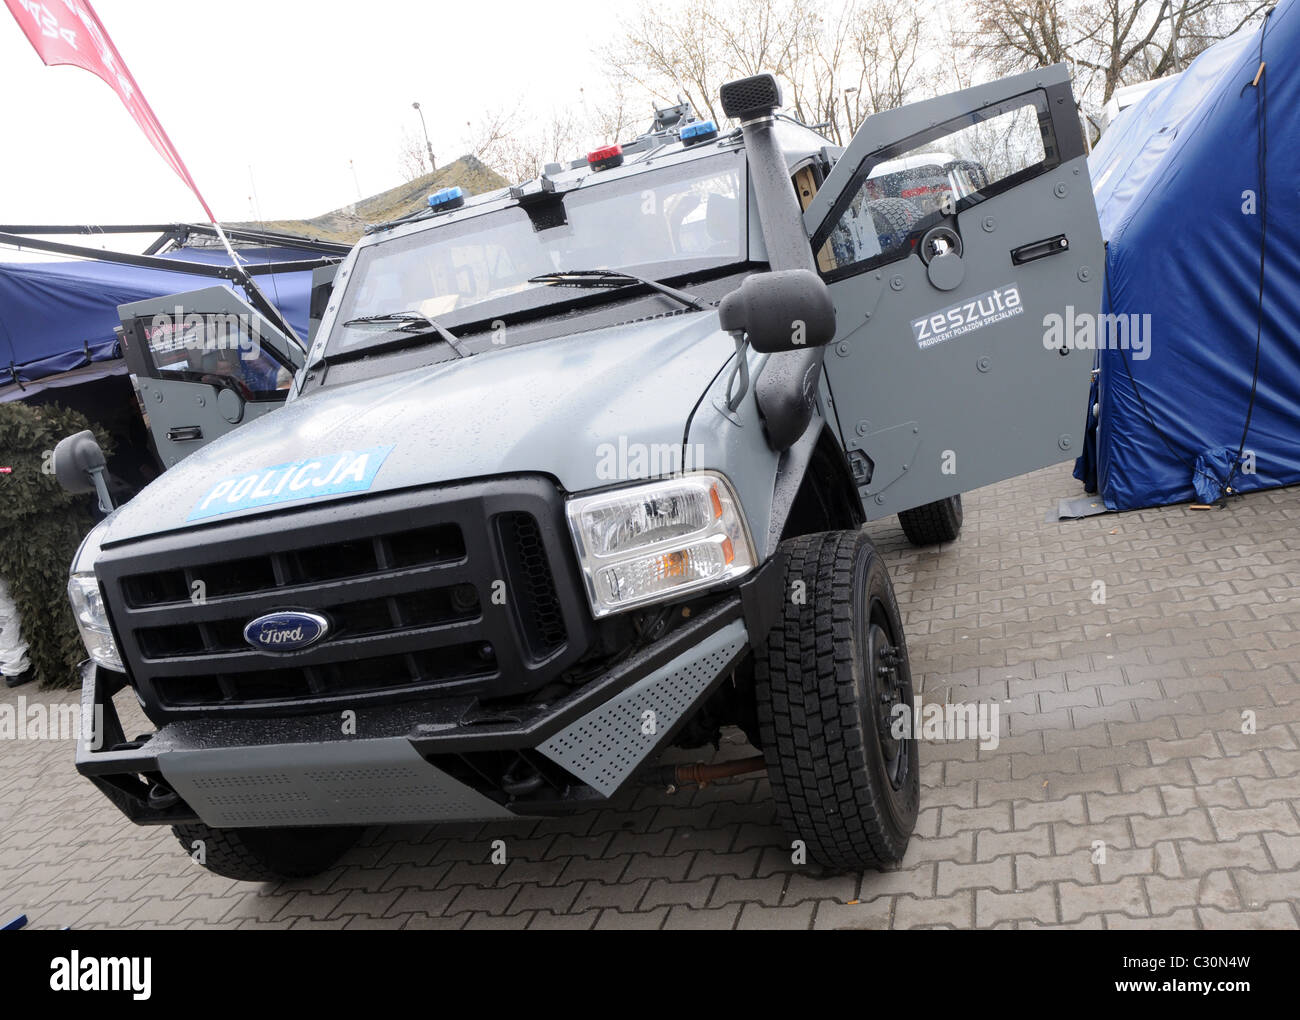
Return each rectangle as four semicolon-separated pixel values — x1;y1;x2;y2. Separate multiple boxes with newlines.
360;110;836;246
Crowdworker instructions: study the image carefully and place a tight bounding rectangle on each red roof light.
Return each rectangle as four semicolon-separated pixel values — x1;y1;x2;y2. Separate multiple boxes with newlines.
587;144;624;170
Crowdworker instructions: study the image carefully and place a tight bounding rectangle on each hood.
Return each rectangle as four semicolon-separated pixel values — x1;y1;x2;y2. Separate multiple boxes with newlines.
101;311;734;545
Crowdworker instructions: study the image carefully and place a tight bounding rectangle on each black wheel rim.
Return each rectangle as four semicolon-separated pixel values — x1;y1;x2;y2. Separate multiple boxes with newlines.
863;599;913;791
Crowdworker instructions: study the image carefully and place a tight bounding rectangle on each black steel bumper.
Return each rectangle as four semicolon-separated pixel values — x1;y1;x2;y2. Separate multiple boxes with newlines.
75;564;779;828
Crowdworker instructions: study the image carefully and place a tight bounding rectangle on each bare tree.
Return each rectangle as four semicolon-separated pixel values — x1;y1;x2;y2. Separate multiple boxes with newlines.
707;0;819;88
598;0;732;124
788;0;933;141
461;102;625;185
601;0;935;143
462;105;518;167
397;127;432;183
842;1;930;132
582;81;654;145
963;0;1271;136
398;0;1272;196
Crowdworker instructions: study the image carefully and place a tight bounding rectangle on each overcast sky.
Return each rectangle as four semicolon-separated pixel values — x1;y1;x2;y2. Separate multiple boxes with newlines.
0;0;623;239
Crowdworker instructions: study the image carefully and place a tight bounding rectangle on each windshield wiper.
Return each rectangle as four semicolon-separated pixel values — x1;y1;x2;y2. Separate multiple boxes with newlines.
343;311;435;331
336;311;470;360
527;269;708;311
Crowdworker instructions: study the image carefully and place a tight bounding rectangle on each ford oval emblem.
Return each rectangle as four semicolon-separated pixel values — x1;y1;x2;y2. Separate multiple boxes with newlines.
243;611;330;652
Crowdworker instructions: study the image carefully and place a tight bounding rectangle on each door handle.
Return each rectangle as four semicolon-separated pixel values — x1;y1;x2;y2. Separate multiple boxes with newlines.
166;426;203;442
1011;234;1070;265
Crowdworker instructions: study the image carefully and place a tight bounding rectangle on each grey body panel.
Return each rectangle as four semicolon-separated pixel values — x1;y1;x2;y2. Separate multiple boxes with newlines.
688;348;799;561
807;64;1103;519
537;619;748;796
159;736;514;828
98;311;749;546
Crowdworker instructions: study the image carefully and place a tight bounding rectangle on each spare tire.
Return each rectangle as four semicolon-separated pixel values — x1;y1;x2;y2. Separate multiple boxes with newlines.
869;197;921;250
897;494;964;546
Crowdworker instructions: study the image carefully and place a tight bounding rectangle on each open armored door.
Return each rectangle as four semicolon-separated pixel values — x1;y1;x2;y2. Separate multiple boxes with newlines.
804;64;1103;520
118;287;304;469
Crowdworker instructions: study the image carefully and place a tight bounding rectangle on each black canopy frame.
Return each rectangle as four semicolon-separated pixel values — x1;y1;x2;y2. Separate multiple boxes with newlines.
0;223;348;348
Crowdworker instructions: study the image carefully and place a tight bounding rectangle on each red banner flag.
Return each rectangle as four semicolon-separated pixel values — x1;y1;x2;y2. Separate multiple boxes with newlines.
4;0;218;222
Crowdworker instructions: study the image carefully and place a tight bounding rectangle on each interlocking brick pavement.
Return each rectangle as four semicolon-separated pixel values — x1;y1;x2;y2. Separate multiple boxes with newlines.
2;463;1298;929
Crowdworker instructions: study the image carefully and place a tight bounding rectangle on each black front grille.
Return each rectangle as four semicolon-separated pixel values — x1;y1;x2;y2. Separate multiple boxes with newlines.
97;477;592;720
121;524;466;608
134;580;482;660
154;643;497;706
497;512;566;657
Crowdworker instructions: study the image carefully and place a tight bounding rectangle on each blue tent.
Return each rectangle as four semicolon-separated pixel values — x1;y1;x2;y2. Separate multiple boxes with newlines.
0;244;319;394
1075;1;1300;510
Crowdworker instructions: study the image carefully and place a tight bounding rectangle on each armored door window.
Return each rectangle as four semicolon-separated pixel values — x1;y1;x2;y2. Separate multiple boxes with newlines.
814;93;1058;280
142;312;289;400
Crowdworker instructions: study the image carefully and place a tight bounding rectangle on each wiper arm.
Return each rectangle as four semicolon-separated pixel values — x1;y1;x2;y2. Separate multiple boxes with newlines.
343;311;434;330
528;269;708;311
337;310;470;359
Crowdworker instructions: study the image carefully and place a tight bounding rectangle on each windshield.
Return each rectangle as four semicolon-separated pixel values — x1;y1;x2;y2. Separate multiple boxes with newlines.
328;151;746;355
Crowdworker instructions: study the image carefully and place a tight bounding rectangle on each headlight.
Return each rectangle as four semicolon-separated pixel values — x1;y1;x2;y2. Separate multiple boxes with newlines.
566;471;756;617
67;573;124;672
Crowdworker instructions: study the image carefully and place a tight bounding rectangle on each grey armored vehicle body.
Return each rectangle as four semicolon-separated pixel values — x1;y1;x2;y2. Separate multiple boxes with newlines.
59;65;1101;878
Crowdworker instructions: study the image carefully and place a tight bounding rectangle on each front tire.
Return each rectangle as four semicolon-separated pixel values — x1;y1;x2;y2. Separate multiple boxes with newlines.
172;822;361;881
755;531;919;871
897;494;963;546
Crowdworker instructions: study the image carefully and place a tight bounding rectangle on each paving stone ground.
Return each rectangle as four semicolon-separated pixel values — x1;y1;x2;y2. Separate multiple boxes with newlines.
2;462;1298;929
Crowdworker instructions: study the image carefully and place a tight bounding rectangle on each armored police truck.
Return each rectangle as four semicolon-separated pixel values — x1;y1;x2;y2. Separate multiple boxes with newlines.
57;65;1101;879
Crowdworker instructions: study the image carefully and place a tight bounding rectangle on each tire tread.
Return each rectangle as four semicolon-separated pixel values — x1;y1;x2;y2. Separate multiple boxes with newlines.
897;494;963;546
754;531;916;871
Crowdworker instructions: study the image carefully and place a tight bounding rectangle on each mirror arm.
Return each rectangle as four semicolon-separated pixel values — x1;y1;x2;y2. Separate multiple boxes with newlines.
88;466;114;515
724;331;751;412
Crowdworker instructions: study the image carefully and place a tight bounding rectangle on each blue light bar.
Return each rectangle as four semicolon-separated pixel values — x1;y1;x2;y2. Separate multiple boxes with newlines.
427;186;465;210
680;120;718;146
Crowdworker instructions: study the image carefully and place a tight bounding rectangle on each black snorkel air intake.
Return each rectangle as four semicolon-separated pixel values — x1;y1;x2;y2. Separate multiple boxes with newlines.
719;73;829;453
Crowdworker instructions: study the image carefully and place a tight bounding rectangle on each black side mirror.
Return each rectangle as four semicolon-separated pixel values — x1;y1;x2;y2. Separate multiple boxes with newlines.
718;269;837;354
53;430;114;513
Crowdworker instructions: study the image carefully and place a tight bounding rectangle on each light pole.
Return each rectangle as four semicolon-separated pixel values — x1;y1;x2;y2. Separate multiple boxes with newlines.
348;159;362;203
842;87;858;138
412;102;436;174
